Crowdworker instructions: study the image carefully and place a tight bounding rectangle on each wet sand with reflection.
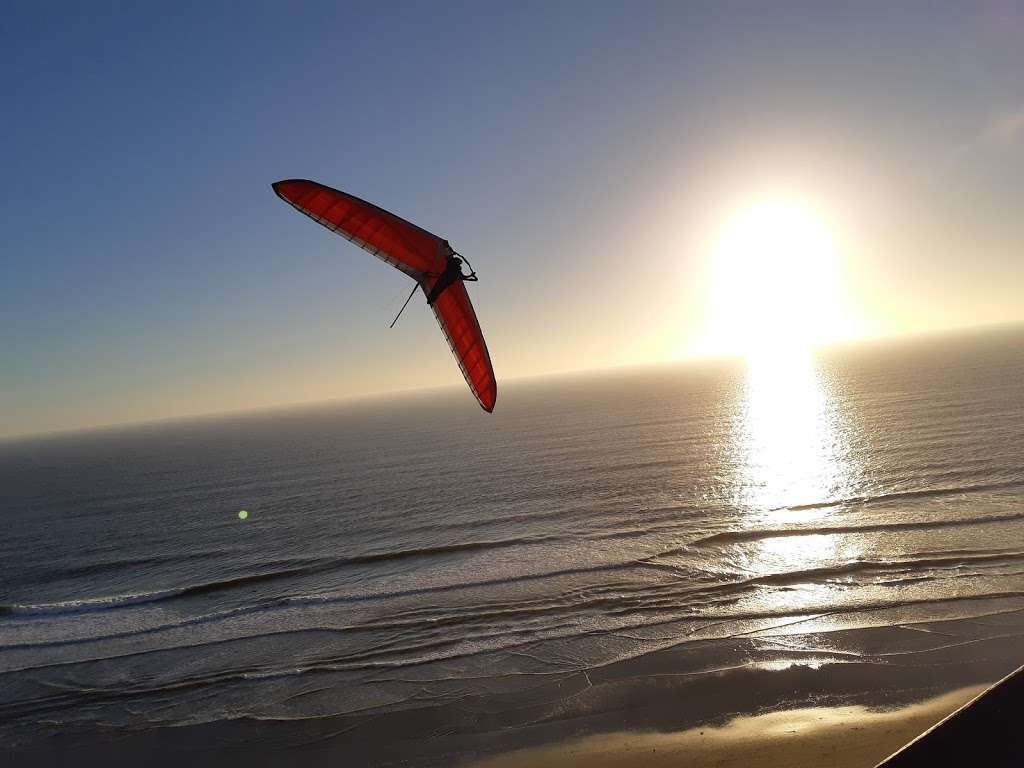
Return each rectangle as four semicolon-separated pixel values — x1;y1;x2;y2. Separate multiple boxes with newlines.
465;686;985;768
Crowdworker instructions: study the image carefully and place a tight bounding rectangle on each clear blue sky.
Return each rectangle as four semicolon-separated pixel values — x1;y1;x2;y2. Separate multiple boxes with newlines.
3;1;1022;437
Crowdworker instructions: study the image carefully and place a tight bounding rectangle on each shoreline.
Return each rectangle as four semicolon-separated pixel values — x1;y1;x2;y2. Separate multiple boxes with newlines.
464;685;986;768
6;616;1022;767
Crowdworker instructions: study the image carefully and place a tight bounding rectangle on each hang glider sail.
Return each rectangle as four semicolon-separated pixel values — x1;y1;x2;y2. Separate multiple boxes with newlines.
272;179;497;412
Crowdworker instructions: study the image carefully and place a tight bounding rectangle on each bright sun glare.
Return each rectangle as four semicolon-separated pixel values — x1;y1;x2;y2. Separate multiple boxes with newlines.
699;200;858;362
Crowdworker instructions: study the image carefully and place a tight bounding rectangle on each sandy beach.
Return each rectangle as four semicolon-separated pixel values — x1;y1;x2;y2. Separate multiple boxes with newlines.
6;621;1021;767
466;686;985;768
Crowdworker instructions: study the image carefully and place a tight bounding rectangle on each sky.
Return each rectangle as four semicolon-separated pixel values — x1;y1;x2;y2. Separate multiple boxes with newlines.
2;1;1022;438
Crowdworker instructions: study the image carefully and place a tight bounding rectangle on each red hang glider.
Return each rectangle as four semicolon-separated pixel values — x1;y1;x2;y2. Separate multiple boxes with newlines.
272;179;497;412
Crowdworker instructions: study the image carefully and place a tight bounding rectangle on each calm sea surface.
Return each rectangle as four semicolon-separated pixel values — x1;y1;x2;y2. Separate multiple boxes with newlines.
2;327;1023;756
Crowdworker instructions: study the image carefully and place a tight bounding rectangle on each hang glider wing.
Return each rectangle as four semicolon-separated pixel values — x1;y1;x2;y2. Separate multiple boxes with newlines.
272;179;447;279
272;178;497;412
423;279;497;412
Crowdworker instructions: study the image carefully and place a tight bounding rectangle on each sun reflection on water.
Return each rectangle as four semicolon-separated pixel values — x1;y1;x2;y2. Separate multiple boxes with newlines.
733;350;860;514
729;350;865;622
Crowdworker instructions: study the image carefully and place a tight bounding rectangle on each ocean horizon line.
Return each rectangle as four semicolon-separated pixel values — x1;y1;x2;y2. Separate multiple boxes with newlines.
4;320;1020;445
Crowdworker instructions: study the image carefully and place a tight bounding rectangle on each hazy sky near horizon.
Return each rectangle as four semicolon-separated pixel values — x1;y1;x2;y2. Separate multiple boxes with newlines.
2;1;1023;438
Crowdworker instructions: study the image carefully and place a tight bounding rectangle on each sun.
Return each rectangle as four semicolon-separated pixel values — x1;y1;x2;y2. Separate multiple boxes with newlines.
697;199;858;362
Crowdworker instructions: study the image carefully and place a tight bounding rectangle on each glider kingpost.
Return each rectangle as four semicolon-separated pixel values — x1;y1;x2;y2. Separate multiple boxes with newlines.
272;179;497;412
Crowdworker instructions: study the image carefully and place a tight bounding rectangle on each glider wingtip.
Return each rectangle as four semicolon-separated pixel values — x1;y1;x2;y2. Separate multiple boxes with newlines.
271;179;314;196
479;389;497;413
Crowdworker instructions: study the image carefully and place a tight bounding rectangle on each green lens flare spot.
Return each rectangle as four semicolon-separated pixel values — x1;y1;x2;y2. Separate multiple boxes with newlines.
238;510;249;520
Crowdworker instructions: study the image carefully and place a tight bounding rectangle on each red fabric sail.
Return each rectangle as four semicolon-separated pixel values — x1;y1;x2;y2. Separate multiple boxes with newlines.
272;179;446;278
422;279;497;412
272;179;497;412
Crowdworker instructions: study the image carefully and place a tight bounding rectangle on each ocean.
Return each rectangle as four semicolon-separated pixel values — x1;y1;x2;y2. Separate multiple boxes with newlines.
2;326;1023;766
